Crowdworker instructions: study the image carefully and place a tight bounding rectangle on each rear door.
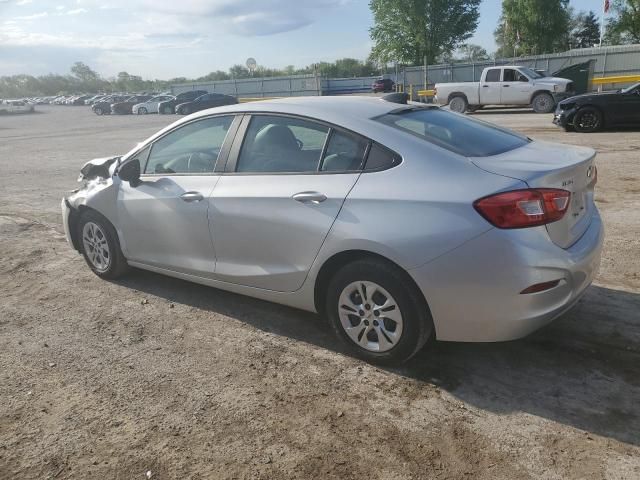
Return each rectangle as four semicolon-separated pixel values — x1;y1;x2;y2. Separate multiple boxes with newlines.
209;114;368;291
479;68;502;104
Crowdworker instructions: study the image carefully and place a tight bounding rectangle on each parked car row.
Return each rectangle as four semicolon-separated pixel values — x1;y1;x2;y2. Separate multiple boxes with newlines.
89;89;238;116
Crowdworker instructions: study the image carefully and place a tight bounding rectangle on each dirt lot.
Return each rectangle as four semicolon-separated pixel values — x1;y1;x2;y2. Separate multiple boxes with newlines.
0;105;639;480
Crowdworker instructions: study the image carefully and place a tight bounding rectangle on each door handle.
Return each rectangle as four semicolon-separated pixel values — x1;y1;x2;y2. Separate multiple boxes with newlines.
180;191;204;203
292;191;327;204
482;85;489;88
503;85;510;87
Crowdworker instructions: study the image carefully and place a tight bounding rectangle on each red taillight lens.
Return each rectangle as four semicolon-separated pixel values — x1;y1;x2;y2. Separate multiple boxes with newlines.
474;188;571;229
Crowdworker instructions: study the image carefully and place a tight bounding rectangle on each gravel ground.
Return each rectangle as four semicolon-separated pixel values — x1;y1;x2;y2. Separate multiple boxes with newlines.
0;105;639;480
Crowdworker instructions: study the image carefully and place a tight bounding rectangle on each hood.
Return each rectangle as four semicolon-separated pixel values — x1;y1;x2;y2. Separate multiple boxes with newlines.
533;76;572;86
559;90;619;104
78;156;120;182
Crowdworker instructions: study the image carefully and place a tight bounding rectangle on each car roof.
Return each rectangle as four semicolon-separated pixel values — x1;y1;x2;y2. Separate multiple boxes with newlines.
188;96;409;124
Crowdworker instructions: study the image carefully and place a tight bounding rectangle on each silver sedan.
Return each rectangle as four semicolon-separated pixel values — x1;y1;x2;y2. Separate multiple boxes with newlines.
61;96;603;365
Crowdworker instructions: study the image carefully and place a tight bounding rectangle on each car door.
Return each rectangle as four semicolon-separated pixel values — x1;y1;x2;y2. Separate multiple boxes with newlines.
209;114;368;292
500;68;533;105
117;114;240;277
480;68;502;104
610;87;640;124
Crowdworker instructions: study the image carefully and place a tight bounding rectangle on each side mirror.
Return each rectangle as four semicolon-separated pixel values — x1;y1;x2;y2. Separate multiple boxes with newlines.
119;159;141;187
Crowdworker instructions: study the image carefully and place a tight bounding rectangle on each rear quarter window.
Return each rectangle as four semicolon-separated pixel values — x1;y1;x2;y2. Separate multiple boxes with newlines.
375;108;529;157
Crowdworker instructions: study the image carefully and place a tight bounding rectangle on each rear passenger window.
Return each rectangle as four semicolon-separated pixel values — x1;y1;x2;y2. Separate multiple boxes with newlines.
485;69;500;82
320;131;368;172
364;144;399;171
236;116;329;173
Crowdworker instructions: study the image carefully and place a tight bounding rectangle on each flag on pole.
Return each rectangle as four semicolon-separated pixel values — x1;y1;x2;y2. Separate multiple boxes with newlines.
604;0;610;13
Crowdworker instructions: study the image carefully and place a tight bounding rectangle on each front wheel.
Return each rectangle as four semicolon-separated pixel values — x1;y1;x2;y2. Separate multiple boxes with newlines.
94;107;103;116
573;107;603;133
78;210;129;279
532;93;555;113
326;259;433;365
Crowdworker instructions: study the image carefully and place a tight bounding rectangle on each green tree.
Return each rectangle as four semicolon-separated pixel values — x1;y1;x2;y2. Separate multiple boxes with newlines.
369;0;481;65
570;10;601;48
605;0;640;44
70;62;99;82
457;43;489;61
495;0;571;57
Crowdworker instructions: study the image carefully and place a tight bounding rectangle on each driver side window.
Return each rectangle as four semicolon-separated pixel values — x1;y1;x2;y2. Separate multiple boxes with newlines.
144;116;233;175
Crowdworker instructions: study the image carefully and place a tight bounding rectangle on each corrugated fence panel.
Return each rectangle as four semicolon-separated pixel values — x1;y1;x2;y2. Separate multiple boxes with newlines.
171;45;640;97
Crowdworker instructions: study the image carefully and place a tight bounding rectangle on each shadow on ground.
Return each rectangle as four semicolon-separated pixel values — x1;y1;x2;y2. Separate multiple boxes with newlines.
117;269;640;446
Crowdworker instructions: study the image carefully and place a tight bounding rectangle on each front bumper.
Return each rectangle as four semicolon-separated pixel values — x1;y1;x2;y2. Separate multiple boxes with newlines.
553;106;577;128
409;211;604;342
61;198;74;248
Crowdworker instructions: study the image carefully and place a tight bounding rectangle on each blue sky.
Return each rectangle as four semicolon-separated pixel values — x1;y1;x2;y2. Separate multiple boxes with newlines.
0;0;608;78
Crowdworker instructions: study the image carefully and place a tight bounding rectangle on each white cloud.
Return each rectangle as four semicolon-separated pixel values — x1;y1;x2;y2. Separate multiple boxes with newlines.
14;11;48;20
16;0;33;5
66;8;87;15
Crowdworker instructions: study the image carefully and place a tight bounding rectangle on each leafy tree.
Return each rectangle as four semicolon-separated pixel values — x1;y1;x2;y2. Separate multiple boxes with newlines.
605;0;640;44
570;10;601;48
70;62;99;82
495;0;571;57
457;43;489;61
369;0;482;65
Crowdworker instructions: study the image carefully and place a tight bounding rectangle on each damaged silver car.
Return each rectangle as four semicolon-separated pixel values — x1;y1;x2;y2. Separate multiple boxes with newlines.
62;96;603;365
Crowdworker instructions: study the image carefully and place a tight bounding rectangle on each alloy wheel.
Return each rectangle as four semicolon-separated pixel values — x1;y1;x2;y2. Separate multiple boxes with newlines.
82;222;111;272
338;281;403;352
577;112;600;130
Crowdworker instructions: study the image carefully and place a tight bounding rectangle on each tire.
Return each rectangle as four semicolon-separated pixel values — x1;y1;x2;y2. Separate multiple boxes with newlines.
531;92;555;113
77;210;129;279
573;107;603;133
325;259;433;365
449;95;468;114
94;107;103;116
138;107;147;115
163;106;173;114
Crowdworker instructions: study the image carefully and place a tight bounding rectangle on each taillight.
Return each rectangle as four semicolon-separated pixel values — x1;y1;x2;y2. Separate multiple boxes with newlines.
474;189;571;229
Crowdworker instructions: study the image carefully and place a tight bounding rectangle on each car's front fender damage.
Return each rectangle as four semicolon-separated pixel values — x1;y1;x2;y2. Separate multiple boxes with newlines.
63;156;121;252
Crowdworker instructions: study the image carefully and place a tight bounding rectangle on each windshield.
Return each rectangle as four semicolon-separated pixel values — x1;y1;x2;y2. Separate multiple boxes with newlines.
621;82;640;94
519;67;544;79
375;107;529;157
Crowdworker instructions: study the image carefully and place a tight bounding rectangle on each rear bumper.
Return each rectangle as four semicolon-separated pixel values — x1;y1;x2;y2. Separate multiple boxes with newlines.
409;210;604;342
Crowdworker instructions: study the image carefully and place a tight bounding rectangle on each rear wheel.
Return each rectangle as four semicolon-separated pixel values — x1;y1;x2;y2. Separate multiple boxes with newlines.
138;107;147;115
573;107;603;133
163;106;173;114
326;259;433;365
78;210;129;279
449;95;468;114
532;92;555;113
94;107;103;116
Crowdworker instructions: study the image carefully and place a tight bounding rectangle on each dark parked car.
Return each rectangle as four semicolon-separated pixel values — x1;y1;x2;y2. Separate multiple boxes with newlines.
92;95;127;115
372;78;395;93
175;93;238;115
72;95;91;106
554;82;640;133
111;95;153;115
158;90;208;114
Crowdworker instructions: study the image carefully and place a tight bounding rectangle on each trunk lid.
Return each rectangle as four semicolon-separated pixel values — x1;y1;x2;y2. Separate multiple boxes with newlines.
471;141;597;248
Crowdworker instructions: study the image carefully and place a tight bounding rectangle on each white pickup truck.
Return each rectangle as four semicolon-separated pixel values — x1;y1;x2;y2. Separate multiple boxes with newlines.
435;66;574;114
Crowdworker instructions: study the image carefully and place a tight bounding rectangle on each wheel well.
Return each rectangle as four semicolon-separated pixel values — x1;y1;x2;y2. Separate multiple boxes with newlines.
530;90;553;103
574;104;606;124
313;250;429;317
69;206;116;253
447;92;467;104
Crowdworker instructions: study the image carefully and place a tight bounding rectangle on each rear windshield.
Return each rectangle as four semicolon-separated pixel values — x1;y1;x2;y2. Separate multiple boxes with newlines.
375;108;529;157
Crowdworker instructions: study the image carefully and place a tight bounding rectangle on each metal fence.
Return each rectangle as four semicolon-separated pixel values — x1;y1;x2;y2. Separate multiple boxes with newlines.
171;74;321;98
171;44;640;98
399;43;640;89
